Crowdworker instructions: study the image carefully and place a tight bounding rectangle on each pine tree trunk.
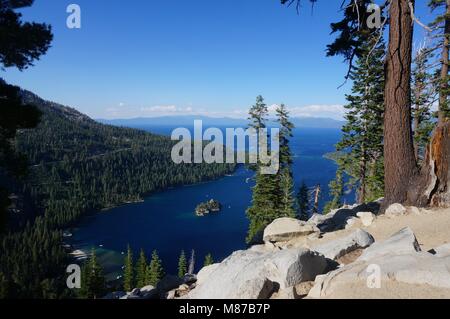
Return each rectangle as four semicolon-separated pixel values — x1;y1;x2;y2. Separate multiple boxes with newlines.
383;0;417;207
438;0;450;123
407;121;450;207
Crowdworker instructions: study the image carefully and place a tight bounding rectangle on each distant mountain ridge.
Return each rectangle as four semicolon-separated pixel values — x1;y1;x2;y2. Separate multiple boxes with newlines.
97;115;345;129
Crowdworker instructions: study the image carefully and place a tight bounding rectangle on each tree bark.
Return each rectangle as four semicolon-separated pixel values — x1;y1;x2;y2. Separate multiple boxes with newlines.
438;0;450;124
383;0;417;207
407;120;450;207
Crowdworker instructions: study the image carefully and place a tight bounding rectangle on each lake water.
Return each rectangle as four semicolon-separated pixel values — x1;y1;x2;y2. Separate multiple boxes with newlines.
70;127;351;279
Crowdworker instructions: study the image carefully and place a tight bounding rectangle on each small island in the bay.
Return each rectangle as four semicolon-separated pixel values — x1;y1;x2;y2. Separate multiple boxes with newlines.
195;199;222;216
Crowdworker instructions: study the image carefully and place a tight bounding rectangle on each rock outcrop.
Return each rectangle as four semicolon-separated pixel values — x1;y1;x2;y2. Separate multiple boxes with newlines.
308;227;450;298
186;248;329;299
311;229;374;261
433;243;450;258
119;286;158;300
358;227;421;262
307;200;382;233
263;218;319;243
119;201;450;300
357;212;376;226
385;203;408;218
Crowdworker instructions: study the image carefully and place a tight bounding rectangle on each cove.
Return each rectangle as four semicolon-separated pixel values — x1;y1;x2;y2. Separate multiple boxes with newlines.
70;166;253;279
69;127;349;280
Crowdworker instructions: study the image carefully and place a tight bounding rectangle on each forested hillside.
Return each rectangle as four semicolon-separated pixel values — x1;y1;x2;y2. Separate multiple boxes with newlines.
0;89;235;298
16;90;235;227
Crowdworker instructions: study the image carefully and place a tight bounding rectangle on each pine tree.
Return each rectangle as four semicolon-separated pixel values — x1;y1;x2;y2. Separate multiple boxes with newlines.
324;165;344;214
248;95;269;131
276;104;296;218
429;0;450;123
282;0;424;207
79;262;89;299
123;245;134;292
297;181;310;221
333;34;385;204
146;250;165;286
203;254;214;267
279;168;296;218
412;46;436;161
246;96;281;243
79;249;106;299
276;104;295;168
178;250;187;278
0;0;53;232
135;249;147;288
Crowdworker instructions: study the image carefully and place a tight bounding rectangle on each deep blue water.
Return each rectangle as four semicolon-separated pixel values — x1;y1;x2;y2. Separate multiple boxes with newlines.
70;127;351;279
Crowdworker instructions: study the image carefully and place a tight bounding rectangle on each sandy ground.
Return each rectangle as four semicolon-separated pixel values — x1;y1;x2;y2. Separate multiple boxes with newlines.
297;207;450;299
320;281;450;299
307;207;450;252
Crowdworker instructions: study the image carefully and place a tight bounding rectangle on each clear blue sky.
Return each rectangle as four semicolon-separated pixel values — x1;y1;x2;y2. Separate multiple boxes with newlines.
1;0;433;120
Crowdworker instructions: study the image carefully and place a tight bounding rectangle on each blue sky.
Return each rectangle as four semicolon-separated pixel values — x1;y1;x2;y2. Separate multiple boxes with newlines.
1;0;434;120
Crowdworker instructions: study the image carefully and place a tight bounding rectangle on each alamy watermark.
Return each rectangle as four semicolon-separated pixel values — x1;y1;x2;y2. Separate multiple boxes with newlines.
66;264;81;289
63;2;382;30
171;120;280;175
367;4;382;29
366;264;381;289
66;4;81;29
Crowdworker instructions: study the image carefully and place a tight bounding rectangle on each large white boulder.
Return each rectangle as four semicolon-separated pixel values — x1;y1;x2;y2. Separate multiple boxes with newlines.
196;263;220;286
434;243;450;258
308;201;382;233
358;227;421;262
232;277;276;299
308;252;450;298
307;228;450;298
187;248;328;299
357;212;376;226
345;217;359;229
307;213;333;227
263;218;319;243
311;229;375;261
385;203;407;218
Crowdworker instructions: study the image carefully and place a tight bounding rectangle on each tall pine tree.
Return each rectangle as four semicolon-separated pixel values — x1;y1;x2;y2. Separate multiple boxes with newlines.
324;164;345;214
123;245;134;292
246;96;280;243
178;250;187;278
0;0;53;232
412;46;436;161
332;34;385;205
79;249;106;299
297;181;310;221
429;0;450;123
135;249;147;288
146;250;165;286
276;104;296;218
